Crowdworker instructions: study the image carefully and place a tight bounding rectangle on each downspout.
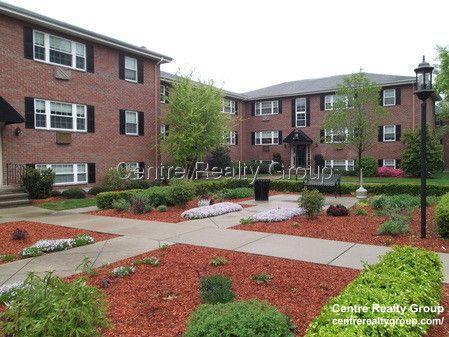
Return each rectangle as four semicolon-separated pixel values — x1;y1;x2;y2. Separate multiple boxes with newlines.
412;87;416;130
154;58;165;180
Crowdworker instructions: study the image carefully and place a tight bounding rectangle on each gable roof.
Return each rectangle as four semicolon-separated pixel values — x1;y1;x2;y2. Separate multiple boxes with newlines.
0;97;24;125
0;1;172;63
243;73;415;99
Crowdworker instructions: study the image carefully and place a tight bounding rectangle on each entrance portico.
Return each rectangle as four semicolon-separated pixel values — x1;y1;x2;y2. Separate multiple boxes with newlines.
283;129;313;168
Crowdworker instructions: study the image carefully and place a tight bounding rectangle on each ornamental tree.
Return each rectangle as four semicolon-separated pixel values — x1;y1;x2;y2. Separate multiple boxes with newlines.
162;74;230;178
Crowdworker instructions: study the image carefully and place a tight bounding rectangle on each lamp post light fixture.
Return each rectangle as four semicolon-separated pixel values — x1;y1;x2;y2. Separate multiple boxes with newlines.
414;56;434;239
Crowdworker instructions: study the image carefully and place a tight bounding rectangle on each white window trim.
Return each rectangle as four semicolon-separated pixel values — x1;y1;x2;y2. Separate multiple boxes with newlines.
255;131;279;145
226;131;237;145
255;100;279;116
160;124;167;141
383;125;396;142
383;89;396;106
383;159;396;169
119;162;140;180
324;159;355;171
32;29;86;71
160;85;166;103
125;110;139;136
295;98;307;127
124;56;138;83
324;128;349;143
34;99;87;132
324;95;334;111
36;163;87;186
222;99;236;114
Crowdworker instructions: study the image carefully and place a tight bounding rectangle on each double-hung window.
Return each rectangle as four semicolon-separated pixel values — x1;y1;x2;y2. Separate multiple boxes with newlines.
255;131;279;145
160;124;168;141
255;100;279;116
383;125;396;141
36;163;87;185
226;131;237;145
160;85;167;103
124;56;138;82
383;159;396;168
295;98;307;127
325;160;355;171
383;89;396;106
325;128;349;143
125;110;138;135
33;30;86;70
34;99;86;132
223;99;236;114
118;162;140;179
324;95;335;110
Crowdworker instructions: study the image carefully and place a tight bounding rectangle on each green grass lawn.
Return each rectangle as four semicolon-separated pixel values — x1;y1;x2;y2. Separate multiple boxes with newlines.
341;171;449;185
39;198;97;211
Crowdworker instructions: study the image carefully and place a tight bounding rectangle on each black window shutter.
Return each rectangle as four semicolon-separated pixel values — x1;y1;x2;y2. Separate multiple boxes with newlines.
138;162;145;178
235;131;238;145
291;99;296;127
378;159;383;167
396;159;401;168
251;132;255;145
24;97;35;129
87;105;95;133
278;99;282;114
165;124;169;136
320;95;325;111
378;126;383;142
396;87;401;105
138;111;144;135
306;97;311;126
86;44;94;73
26;163;35;168
396;124;401;141
87;163;96;183
379;90;384;106
118;53;125;80
234;101;238;115
119;109;126;134
251;102;255;116
137;58;144;83
320;129;325;143
278;130;283;144
23;26;33;59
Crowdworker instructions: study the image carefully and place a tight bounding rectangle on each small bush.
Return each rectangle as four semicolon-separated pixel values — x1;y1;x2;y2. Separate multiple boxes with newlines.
130;195;152;214
21;246;43;257
326;204;349;216
111;265;135;278
215;187;254;200
299;188;324;219
72;234;95;247
168;180;195;206
0;273;109;336
134;257;159;266
353;208;368;216
111;198;131;211
377;166;405;177
88;185;108;195
61;187;86;199
11;228;28;241
239;217;254;225
378;213;410;235
210;256;228;267
157;205;167;212
357;157;377;177
1;254;16;262
251;273;272;284
436;192;449;238
185;300;295;337
292;221;300;228
21;167;55;199
199;274;235;304
371;194;420;212
49;190;61;197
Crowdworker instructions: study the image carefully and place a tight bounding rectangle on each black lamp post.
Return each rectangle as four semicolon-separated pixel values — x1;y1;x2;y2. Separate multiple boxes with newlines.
414;56;434;239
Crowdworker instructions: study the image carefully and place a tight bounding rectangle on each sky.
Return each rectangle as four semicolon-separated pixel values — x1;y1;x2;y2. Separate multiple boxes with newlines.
5;0;449;93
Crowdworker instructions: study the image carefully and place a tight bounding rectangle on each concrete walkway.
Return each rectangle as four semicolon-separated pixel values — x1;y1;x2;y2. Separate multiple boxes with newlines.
2;194;449;287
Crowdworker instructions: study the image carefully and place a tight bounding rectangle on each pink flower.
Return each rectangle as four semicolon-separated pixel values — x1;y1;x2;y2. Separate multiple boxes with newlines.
377;166;405;178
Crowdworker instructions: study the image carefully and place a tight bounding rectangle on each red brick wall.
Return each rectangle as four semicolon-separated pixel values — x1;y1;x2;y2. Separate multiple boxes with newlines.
0;14;160;186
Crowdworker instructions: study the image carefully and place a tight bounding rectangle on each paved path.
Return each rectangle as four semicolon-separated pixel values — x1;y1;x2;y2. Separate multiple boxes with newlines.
2;194;449;287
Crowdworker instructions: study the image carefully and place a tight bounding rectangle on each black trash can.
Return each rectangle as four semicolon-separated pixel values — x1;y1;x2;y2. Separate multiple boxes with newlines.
254;179;270;201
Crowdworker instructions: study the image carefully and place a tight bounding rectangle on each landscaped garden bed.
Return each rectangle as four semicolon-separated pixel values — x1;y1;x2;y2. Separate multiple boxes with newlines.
0;221;116;264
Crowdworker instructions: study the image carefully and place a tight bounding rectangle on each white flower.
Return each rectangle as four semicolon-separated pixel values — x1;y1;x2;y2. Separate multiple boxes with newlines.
251;207;304;222
112;265;135;277
0;282;22;297
31;238;74;252
181;202;243;219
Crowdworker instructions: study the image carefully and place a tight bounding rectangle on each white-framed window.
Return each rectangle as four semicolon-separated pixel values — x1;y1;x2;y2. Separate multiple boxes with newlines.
383;125;396;142
325;95;350;110
255;131;279;145
383;89;396;106
255;100;279;116
34;99;86;132
160;124;168;141
324;159;355;171
223;99;236;114
36;163;87;185
325;128;349;143
226;131;237;145
125;110;138;135
119;162;140;179
383;159;396;168
295;98;307;127
160;85;166;103
33;30;86;71
124;56;137;82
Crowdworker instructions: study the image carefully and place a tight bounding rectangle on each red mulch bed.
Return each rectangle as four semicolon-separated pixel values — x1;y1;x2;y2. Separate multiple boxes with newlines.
90;198;255;223
0;221;117;262
71;244;359;337
233;206;449;253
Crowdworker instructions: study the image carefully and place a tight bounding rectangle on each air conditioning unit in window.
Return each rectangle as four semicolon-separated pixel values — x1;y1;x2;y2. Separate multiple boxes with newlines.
54;67;71;80
262;116;270;122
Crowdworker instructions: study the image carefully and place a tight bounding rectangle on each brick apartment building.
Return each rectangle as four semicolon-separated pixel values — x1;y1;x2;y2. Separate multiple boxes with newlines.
0;1;440;189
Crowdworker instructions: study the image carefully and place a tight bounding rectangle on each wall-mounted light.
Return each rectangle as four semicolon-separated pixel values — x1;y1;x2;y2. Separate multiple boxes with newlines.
14;127;22;136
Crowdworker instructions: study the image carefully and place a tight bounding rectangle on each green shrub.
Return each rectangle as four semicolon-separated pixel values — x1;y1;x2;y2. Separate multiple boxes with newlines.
371;194;421;212
49;190;61;197
357;157;377;177
21;246;43;257
305;246;443;337
199;274;235;304
130;194;152;214
1;254;16;262
251;273;272;284
436;192;449;238
99;167;130;191
0;273;109;336
239;217;254;225
209;146;231;170
168;180;195;205
353;208;368;216
61;187;86;199
96;190;135;209
157;205;167;212
72;234;95;247
112;265;135;277
111;198;131;211
215;187;253;200
299;188;324;218
21;167;55;199
88;185;108;195
134;257;159;266
377;213;411;235
185;300;295;337
210;256;228;266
